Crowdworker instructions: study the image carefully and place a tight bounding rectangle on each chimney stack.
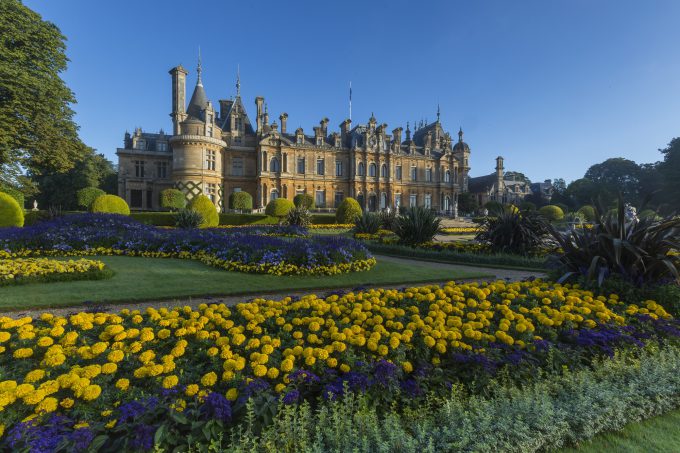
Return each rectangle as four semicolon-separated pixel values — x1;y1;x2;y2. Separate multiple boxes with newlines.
279;113;288;134
255;96;264;133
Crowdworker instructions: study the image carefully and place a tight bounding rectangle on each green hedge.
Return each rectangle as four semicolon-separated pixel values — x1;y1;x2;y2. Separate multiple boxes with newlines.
130;212;177;226
122;211;339;227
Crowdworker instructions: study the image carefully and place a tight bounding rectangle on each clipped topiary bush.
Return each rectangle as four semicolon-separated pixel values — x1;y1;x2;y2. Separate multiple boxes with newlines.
160;188;186;212
229;191;253;211
336;197;362;223
188;195;218;228
265;198;294;220
484;200;503;215
577;205;596;222
519;201;536;212
0;184;24;208
76;187;106;210
0;192;24;227
90;194;130;216
293;193;315;209
539;204;564;221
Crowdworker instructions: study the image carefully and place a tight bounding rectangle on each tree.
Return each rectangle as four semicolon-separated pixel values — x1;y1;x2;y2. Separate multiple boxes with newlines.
504;171;531;185
457;192;477;214
552;178;567;194
657;137;680;213
565;178;600;208
0;0;86;177
583;158;641;206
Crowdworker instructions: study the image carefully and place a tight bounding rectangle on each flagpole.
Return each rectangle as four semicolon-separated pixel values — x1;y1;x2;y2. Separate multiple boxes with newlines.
349;81;352;121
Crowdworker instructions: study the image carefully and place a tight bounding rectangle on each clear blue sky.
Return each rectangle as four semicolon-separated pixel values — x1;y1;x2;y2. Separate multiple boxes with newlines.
24;0;680;183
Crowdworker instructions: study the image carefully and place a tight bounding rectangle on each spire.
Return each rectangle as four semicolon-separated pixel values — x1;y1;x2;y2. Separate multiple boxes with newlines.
197;46;203;86
458;127;463;142
436;104;441;123
236;64;241;96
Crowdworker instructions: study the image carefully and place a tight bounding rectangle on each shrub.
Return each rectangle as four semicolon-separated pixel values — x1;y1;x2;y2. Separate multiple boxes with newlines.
76;187;105;210
639;209;660;220
549;197;680;286
175;209;203;229
379;209;399;231
90;194;130;216
519;201;536;212
395;206;441;245
577;205;597;222
354;212;381;234
285;206;311;227
293;193;315;209
484;200;503;215
539;204;564;221
554;202;569;214
0;192;24;227
336;197;362;223
188;195;218;228
476;209;551;255
160;188;186;211
219;213;278;225
265;198;294;220
0;183;24;208
129;212;176;226
229;191;253;211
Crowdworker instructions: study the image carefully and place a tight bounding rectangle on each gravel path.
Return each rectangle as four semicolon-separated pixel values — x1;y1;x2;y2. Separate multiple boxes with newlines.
0;255;545;319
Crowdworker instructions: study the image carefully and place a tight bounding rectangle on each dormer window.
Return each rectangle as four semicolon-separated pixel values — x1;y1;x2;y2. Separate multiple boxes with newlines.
235;117;243;132
316;137;323;146
297;135;303;145
444;170;451;183
157;142;167;152
208;113;213;124
135;140;146;150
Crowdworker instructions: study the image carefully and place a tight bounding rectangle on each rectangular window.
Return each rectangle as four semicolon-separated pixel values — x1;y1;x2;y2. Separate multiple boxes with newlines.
409;194;417;207
315;190;325;208
232;157;243;176
146;190;153;209
233;187;241;193
134;160;145;178
208;113;213;123
334;191;344;207
425;194;432;209
297;157;305;174
282;154;288;172
135;140;145;150
316;137;323;146
235;117;243;131
317;159;325;175
396;165;402;180
411;166;417;181
130;190;142;208
335;160;343;176
207;126;213;136
157;142;167;152
155;161;168;179
206;150;216;171
234;136;242;145
426;168;433;182
395;194;401;209
205;183;217;203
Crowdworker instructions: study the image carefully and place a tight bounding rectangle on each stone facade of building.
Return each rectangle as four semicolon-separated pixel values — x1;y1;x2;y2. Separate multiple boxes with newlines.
467;156;533;207
117;61;506;214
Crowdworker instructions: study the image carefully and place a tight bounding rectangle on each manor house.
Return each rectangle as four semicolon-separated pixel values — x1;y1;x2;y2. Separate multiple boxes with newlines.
116;60;519;213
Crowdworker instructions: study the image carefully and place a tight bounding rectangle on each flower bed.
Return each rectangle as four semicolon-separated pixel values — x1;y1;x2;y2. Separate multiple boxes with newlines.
440;226;479;234
0;258;109;286
0;214;374;276
0;279;678;450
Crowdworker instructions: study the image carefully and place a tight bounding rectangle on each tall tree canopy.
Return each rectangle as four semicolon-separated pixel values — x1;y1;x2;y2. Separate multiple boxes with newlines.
583;157;641;206
0;0;85;179
657;137;680;213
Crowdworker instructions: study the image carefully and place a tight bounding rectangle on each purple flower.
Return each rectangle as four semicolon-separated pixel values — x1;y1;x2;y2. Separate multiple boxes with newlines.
282;389;300;405
130;424;156;451
288;369;320;384
200;392;232;423
69;427;95;450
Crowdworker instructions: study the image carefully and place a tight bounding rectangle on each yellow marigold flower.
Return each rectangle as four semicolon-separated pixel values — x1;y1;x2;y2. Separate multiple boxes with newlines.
82;384;101;401
140;330;154;342
35;397;58;414
105;419;117;429
207;347;219;357
0;332;11;343
253;364;268;377
101;363;118;375
275;383;286;393
13;348;33;359
185;384;199;397
15;383;35;398
225;388;238;401
163;375;179;389
402;361;413;373
339;364;350;373
201;372;217;387
25;369;46;383
107;350;124;363
115;378;130;391
267;367;280;379
23;389;46;405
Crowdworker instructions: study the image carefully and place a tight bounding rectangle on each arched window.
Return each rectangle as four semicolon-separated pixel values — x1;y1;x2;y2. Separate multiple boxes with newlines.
358;162;365;176
380;192;387;210
369;163;377;177
270;157;280;173
381;164;387;178
271;189;279;200
261;152;267;172
445;170;451;183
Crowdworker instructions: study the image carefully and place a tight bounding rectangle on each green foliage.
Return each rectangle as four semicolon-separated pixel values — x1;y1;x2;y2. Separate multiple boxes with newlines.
585;275;680;318
639;209;660;220
293;193;315;209
265;198;294;219
218;213;278;225
484;200;503;214
457;192;478;214
90;194;130;216
175;209;203;229
188;195;218;228
23;210;50;226
76;187;105;210
160;189;185;212
549;197;680;286
229;191;253;211
657;137;680;214
379;209;398;231
129;212;176;226
476;209;550;255
395;206;441;246
285;206;312;227
553;203;569;215
0;0;85;176
519;201;536;211
0;192;24;227
577;205;597;222
0;183;24;208
539;204;565;221
584;157;642;206
354;212;381;234
335;197;362;223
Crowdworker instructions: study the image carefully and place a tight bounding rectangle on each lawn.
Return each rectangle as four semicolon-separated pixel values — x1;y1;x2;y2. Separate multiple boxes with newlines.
557;407;680;452
0;255;490;310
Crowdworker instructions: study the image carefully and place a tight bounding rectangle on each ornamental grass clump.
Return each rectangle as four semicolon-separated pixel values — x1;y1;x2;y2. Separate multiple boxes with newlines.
395;206;440;246
549;196;680;286
285;206;311;227
476;208;551;256
353;212;381;235
174;209;203;229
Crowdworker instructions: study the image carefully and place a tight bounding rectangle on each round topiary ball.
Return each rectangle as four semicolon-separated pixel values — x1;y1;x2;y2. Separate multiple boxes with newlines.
229;191;253;211
0;192;24;227
265;198;294;219
188;194;218;228
538;204;565;221
336;197;362;223
76;187;106;210
160;188;186;212
293;193;315;209
91;194;130;216
577;205;596;222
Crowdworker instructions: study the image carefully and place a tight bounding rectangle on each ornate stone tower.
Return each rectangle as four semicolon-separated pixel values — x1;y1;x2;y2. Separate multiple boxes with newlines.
169;65;188;135
169;53;227;208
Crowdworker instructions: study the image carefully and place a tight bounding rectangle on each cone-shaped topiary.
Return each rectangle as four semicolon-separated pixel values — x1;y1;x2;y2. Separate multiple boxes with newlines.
160;188;186;211
265;198;294;220
0;192;24;227
91;194;130;215
76;187;106;210
336;197;362;223
293;193;315;209
188;194;218;228
229;191;253;211
539;204;564;221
